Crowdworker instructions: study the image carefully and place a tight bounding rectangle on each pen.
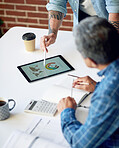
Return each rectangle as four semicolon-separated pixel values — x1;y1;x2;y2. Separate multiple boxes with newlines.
71;79;74;98
68;74;89;85
44;38;47;67
68;74;79;78
44;49;46;67
78;104;90;109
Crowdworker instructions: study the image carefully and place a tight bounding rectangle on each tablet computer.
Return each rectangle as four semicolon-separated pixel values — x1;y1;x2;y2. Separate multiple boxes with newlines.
17;55;75;83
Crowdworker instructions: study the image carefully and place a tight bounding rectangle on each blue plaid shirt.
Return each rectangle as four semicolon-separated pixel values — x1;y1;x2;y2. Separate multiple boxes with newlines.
61;59;119;148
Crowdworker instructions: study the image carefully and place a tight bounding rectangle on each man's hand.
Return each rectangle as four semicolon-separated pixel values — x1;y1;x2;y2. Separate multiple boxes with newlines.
72;76;96;92
40;11;64;52
40;33;57;52
57;96;77;114
109;13;119;33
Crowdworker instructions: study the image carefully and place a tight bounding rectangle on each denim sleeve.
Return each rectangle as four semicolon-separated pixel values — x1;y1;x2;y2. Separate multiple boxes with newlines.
46;0;68;17
106;0;119;13
95;82;100;89
61;95;119;147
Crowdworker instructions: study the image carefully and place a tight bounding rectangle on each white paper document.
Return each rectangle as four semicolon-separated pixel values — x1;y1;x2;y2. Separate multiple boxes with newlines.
3;76;91;148
42;76;89;104
3;116;70;148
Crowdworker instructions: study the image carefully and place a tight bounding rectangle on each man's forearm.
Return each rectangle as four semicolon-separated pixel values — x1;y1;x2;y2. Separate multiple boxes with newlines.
48;11;64;35
109;13;119;32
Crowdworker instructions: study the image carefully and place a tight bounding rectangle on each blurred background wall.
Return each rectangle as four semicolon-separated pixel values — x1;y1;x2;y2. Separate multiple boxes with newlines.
0;0;73;36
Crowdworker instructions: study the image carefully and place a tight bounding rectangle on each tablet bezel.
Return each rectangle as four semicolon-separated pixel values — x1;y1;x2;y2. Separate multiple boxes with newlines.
17;55;75;83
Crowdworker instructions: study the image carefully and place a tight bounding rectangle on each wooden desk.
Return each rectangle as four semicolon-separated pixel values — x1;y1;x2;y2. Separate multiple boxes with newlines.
0;27;100;147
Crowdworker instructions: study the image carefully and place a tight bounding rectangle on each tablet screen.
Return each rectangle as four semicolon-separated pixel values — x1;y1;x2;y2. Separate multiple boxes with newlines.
17;55;74;82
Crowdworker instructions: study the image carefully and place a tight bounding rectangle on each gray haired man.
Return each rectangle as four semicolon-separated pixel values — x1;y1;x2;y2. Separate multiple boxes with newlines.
57;17;119;148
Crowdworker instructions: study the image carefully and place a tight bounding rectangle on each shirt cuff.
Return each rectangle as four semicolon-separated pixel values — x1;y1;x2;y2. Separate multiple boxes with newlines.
106;6;119;13
61;108;76;123
95;82;100;89
46;3;67;17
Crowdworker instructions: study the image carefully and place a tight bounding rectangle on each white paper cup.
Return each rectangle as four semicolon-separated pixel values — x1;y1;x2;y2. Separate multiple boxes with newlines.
22;32;36;52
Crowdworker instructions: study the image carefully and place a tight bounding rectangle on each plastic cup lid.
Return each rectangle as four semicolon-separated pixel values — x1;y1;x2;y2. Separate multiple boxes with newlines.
22;32;36;41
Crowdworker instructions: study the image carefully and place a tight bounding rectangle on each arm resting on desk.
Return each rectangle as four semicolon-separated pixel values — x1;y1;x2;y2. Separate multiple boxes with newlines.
60;94;119;148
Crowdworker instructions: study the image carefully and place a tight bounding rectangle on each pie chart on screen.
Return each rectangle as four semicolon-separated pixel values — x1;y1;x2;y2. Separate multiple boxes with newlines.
45;62;59;70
